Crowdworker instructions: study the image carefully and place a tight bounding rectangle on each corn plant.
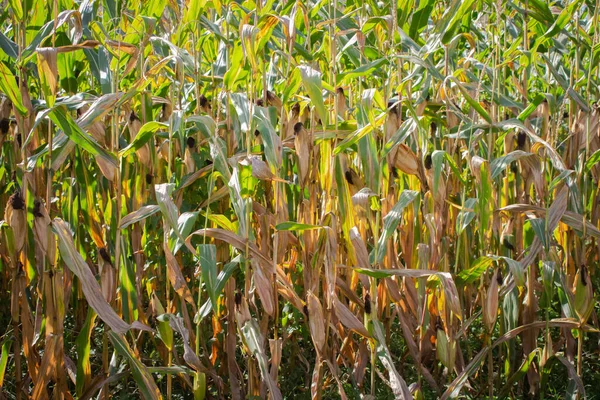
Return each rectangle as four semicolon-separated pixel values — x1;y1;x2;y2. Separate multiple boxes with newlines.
0;0;599;399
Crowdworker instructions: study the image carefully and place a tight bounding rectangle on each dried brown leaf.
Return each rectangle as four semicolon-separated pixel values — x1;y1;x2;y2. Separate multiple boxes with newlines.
163;243;196;312
332;296;371;338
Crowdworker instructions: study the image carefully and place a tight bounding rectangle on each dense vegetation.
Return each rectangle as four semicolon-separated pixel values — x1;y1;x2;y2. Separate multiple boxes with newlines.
0;0;600;398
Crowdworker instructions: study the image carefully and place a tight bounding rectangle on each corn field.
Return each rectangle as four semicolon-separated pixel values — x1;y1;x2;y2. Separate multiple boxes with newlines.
1;0;600;398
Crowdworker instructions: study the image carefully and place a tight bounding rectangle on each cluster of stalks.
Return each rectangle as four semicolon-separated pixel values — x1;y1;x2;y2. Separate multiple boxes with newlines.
0;0;599;399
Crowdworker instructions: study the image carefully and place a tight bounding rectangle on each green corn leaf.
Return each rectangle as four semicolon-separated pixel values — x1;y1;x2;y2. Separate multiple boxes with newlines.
298;65;328;126
373;190;418;264
75;310;97;396
198;244;218;313
0;338;12;388
49;107;118;169
0;62;26;114
119;121;168;159
276;222;322;231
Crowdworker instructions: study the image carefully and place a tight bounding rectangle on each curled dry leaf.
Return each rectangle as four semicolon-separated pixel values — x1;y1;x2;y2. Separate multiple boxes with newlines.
469;155;486;183
332;295;371;338
351;187;376;209
167;314;204;372
372;319;412;399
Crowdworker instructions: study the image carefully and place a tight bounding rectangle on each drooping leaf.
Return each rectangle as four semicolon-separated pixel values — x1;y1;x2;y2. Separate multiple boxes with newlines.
119;122;168;159
53;218;131;334
109;332;163;400
372;319;412;399
457;256;496;285
373;190;418;264
298;65;328;125
198;244;218;313
49;107;118;169
490;150;537;179
240;318;283;400
276;222;322;231
119;205;160;229
449;76;492;123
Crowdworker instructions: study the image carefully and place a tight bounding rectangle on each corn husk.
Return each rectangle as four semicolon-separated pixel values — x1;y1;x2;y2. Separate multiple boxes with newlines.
129;112;151;167
483;269;499;332
393;144;420;176
98;247;116;304
307;291;325;354
184;148;195;174
574;265;594;323
33;198;51;255
96;155;117;181
336;87;347;120
5;191;26;253
294;123;311;185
